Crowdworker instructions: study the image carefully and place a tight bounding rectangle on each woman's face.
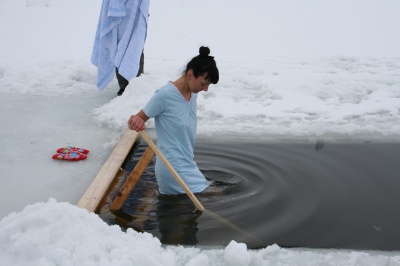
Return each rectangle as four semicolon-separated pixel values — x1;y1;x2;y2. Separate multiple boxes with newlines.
187;71;211;93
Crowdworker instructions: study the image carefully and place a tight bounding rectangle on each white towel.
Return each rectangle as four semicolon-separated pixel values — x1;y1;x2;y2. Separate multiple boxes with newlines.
91;0;149;90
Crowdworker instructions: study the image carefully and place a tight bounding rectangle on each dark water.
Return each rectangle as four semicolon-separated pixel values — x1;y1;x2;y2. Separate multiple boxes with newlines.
100;139;400;251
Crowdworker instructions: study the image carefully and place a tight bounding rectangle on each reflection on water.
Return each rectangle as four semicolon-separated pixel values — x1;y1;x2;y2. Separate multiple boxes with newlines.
157;194;200;245
100;139;400;251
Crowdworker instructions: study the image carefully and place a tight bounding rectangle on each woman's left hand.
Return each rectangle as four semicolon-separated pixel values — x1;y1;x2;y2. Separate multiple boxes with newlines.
128;115;145;132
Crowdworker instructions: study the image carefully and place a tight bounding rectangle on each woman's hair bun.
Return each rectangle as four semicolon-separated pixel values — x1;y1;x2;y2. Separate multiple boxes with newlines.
199;46;210;57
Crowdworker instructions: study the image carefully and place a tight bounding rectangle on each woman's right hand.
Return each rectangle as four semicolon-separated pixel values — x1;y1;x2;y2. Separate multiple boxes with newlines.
128;115;145;132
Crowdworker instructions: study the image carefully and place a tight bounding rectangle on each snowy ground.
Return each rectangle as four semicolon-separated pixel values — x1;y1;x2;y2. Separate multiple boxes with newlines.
0;0;399;265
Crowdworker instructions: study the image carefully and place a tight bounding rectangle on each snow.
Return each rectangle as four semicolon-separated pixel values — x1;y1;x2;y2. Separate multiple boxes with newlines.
0;0;399;265
1;199;400;266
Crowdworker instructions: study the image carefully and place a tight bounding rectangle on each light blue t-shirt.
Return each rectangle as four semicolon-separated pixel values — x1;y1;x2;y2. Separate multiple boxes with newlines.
143;82;208;195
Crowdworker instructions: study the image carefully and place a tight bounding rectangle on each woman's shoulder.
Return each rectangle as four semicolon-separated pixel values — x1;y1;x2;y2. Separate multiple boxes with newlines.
155;82;174;93
160;81;175;90
155;82;179;97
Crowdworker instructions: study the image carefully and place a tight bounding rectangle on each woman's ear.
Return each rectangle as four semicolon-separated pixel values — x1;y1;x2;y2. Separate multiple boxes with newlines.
186;69;194;79
185;69;193;84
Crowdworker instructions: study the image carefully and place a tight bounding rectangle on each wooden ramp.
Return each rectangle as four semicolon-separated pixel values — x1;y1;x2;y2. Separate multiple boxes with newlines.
77;129;204;214
77;129;139;212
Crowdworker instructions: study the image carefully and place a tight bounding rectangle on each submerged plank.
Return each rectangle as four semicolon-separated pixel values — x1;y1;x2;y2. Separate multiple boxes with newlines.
109;146;155;212
96;167;128;213
77;129;139;212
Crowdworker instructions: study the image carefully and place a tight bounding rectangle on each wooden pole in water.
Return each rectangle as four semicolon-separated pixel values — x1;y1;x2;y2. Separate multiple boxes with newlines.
139;130;205;212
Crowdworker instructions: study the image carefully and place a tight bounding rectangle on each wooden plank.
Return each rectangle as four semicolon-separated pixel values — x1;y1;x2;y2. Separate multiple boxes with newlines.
96;168;127;213
139;131;205;212
109;146;155;212
77;129;139;212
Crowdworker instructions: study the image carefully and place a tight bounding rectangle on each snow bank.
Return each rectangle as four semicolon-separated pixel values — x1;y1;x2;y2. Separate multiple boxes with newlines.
1;199;399;266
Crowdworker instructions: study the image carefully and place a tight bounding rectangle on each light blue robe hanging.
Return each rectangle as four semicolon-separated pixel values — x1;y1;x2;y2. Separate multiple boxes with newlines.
91;0;149;90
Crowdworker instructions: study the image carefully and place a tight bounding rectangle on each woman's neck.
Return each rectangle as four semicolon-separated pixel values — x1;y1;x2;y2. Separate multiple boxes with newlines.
172;74;191;101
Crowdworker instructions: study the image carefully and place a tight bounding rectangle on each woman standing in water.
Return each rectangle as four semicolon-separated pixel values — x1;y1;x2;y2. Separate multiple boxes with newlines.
128;46;219;195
